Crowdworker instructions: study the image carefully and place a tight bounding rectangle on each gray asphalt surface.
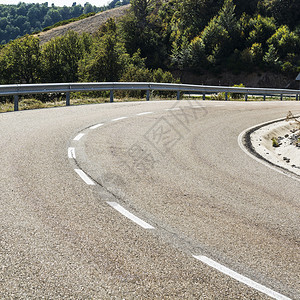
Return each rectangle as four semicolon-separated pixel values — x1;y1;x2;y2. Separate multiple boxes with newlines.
0;100;299;299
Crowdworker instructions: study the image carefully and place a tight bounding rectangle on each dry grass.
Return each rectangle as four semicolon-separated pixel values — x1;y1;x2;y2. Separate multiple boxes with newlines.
0;97;109;113
36;5;130;45
0;94;177;113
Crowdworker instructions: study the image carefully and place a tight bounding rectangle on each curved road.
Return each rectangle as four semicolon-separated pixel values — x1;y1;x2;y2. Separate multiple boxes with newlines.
1;100;299;299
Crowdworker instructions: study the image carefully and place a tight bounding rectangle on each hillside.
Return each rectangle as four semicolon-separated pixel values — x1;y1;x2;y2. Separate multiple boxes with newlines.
0;2;105;44
36;5;130;45
0;0;299;89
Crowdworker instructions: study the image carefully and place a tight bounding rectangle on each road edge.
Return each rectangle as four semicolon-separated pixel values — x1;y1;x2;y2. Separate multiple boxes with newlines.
238;117;300;183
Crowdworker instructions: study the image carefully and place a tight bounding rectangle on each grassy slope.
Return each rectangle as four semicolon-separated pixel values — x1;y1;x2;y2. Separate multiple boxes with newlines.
36;5;130;45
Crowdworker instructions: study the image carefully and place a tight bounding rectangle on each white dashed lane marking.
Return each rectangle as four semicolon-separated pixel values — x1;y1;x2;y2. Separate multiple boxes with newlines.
165;108;180;111
69;107;293;298
111;116;128;122
193;255;291;300
68;147;76;159
74;169;95;185
136;112;154;116
73;133;85;141
107;202;155;229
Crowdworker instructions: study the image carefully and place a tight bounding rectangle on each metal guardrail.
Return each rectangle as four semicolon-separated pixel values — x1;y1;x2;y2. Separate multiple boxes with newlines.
0;82;299;111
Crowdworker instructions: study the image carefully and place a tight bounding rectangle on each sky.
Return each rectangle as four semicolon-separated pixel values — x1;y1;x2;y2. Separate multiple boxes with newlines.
0;0;110;7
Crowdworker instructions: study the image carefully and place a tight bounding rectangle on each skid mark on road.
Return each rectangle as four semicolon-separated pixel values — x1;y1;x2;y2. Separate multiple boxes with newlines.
89;123;104;130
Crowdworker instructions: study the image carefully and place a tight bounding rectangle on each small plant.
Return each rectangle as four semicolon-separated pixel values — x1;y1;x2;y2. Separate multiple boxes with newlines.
210;92;225;100
271;137;279;147
20;98;44;110
230;83;245;99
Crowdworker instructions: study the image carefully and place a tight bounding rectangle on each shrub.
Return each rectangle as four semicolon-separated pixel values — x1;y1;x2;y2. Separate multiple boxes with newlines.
230;83;245;99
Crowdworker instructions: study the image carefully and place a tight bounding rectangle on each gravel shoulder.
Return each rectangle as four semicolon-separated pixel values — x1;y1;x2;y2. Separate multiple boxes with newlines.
251;118;300;176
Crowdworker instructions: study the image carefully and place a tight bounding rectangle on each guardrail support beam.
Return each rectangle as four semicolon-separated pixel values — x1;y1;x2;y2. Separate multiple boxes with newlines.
14;95;19;111
110;90;114;103
245;94;248;101
203;93;205;100
146;90;150;101
263;95;266;101
280;94;283;101
177;91;180;100
225;92;228;101
297;94;299;101
66;92;70;106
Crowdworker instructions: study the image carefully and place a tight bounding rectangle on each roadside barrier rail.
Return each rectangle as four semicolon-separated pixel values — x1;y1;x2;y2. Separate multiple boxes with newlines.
0;82;299;111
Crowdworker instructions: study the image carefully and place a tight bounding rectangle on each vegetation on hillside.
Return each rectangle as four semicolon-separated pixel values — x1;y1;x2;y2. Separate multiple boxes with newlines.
119;0;299;75
0;0;130;44
0;0;299;94
0;18;176;89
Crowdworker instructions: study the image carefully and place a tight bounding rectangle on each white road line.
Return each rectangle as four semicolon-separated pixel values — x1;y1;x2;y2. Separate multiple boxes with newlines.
68;147;76;159
136;112;154;116
74;169;95;185
111;116;128;122
73;133;85;141
165;108;180;111
107;202;154;229
193;255;291;300
90;123;104;130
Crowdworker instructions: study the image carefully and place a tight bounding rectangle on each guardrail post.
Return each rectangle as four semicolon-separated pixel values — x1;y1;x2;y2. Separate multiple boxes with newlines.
263;94;266;101
177;91;180;100
245;94;248;101
297;94;299;101
203;93;205;100
225;92;228;101
110;90;114;103
280;94;283;101
14;95;19;111
146;90;150;101
66;92;70;106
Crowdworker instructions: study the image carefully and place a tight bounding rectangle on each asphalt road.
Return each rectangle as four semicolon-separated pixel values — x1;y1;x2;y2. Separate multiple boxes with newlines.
0;100;299;299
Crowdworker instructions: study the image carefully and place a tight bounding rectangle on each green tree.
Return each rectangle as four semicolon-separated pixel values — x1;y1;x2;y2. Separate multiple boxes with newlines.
120;0;165;68
180;0;223;37
267;25;300;58
0;35;40;84
264;0;300;29
189;36;207;70
200;0;239;64
41;31;85;82
247;15;276;47
263;44;280;67
79;19;126;82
